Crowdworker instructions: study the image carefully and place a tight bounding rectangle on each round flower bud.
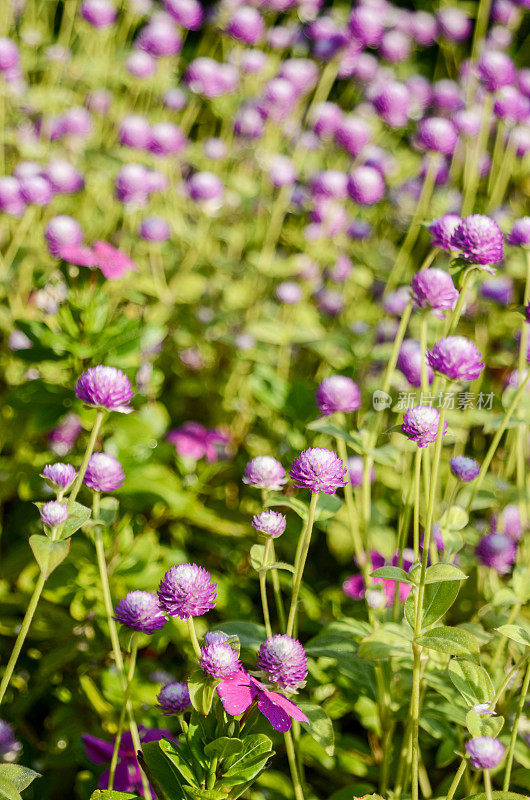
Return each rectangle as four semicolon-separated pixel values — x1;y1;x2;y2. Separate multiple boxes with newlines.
508;217;530;247
0;176;25;216
348;5;384;46
347;166;385;205
19;175;53;206
276;282;302;305
119;115;152;149
347;456;374;487
40;500;68;527
310;102;343;139
478;51;516;92
411;268;458;312
465;737;505;769
397;339;434;388
203;137;227;161
127;49;157;79
476;533;517;574
149;122;186;156
158;563;217;619
372;80;410;128
45;160;84;194
450;455;480;482
140;216;170;242
252;510;287;538
81;0;117;27
137;20;182;57
417;117;458;155
84;453;125;493
42;463;77;490
279;58;318;96
187;172;224;205
157;681;191;714
427;336;485;382
243;456;287;490
494;504;523;541
234;105;264;139
437;7;472;41
315;375;361;415
45;215;83;257
200;641;241;679
163;87;187;111
226;7;264;45
402;405;447;448
0;37;19;71
164;0;203;30
75;366;134;413
451;215;504;266
429;214;462;251
114;590;166;634
336;115;371;157
290;447;347;494
256;634;308;690
268;156;296;189
494;86;529;123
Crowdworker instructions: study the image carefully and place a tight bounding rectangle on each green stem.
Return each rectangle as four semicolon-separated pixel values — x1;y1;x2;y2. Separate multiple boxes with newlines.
269;542;286;631
446;757;468;800
109;633;139;790
385;154;440;292
68;411;105;509
466;372;530;512
259;538;273;637
187;617;202;660
445;269;475;336
502;660;530;790
413;448;423;561
420;312;429;395
286;493;318;637
284;729;305;800
484;769;493;800
335;435;368;584
462;94;494;216
0;571;47;706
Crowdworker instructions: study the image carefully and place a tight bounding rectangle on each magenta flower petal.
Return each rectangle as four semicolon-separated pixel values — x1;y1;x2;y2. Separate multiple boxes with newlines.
216;672;257;715
93;241;137;280
257;692;292;732
82;734;115;764
259;687;309;724
59;244;97;266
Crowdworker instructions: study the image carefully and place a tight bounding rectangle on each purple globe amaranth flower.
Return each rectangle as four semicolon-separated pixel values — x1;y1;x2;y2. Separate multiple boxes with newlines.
309;102;343;139
137;19;182;57
140;216;170;243
478;50;516;92
19;175;53;206
279;59;318;97
204;631;230;646
476;533;517;574
234;105;264;139
372;80;410;128
276;282;302;305
84;453;125;493
114;591;166;634
347;166;385;206
40;500;68;527
336;116;371;157
427;336;485;382
45;215;83;257
226;7;264;45
466;737;505;769
149;122;186;156
164;0;203;30
0;176;25;217
451;215;504;266
200;641;242;679
268;156;296;189
450;456;480;482
45;160;84;194
158;563;217;619
118;115;152;150
163;87;187;111
347;456;374;487
417;117;458;156
397;339;434;388
49;413;82;455
252;510;287;538
383;287;413;316
75;366;134;413
256;635;307;690
437;7;472;41
411;268;458;312
429;214;463;251
493;504;523;541
290;447;347;494
203;137;227;161
80;0;116;27
348;5;384;46
0;719;21;762
0;38;19;71
508;217;530;247
42;463;77;491
187;172;224;206
481;276;513;305
315;375;361;415
157;681;190;714
380;29;411;64
402;405;447;448
494;86;529;124
243;456;287;490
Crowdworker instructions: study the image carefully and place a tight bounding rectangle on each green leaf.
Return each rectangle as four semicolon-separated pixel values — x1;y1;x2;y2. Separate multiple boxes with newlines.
314;493;343;522
188;670;218;715
258;561;295;574
183;789;227;800
250;544;265;570
460;793;528;800
89;793;141;799
59;501;92;539
297;702;335;756
438;506;469;532
466;709;504;738
29;535;70;578
448;659;495;706
0;776;22;800
424;563;467;583
159;739;200;786
405;580;460;630
496;624;530;648
214;622;267;651
265;493;308;519
138;742;185;800
417;627;480;660
203;737;243;761
357;624;412;660
306;418;363;452
0;765;40;792
371;566;415;585
222;734;273;783
97;496;119;527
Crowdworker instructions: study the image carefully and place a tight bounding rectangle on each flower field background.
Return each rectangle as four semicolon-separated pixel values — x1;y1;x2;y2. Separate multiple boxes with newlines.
1;0;530;799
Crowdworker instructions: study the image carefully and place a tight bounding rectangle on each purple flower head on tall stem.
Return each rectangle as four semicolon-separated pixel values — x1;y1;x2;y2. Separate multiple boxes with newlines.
465;737;505;769
450;456;480;482
42;463;77;491
429;214;462;251
252;510;286;538
201;641;242;679
451;215;504;266
113;591;166;634
84;453;125;493
157;681;190;714
158;563;217;619
402;405;447;448
290;448;347;494
411;268;458;312
243;456;287;490
315;376;361;415
476;533;517;574
75;366;134;413
397;339;434;388
427;336;485;382
40;501;68;527
256;635;307;690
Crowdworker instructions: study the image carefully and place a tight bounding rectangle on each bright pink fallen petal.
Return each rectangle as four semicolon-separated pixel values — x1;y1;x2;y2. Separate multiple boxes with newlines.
93;240;137;280
257;692;292;733
260;688;309;724
59;244;97;267
217;673;256;716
